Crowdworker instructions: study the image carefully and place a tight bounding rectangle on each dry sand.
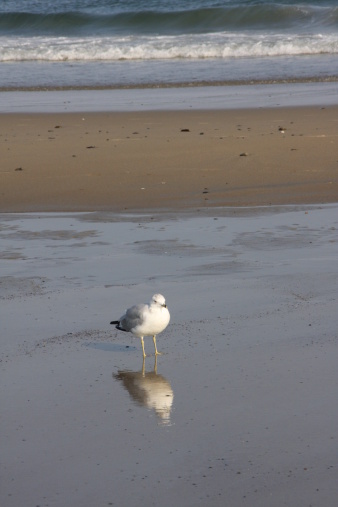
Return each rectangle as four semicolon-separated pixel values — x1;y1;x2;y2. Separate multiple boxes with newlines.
1;106;338;212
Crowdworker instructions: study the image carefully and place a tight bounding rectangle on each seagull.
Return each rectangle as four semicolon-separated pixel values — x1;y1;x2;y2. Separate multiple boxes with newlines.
110;294;170;358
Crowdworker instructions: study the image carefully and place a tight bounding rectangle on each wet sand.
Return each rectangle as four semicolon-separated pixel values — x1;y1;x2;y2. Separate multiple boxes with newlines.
1;105;338;212
1;206;338;507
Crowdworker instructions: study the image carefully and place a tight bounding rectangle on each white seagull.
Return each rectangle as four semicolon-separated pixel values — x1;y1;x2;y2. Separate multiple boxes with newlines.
110;294;170;358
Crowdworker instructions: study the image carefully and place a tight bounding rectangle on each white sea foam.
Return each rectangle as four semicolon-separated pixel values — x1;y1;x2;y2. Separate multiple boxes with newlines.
1;32;338;62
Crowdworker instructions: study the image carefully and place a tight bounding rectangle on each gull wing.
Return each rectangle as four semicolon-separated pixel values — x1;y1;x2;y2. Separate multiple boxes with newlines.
119;303;147;332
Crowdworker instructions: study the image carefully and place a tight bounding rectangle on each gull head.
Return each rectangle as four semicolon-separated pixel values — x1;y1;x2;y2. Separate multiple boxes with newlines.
151;293;167;308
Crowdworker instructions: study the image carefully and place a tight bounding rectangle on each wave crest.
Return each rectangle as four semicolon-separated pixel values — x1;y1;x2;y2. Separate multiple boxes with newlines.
1;33;338;62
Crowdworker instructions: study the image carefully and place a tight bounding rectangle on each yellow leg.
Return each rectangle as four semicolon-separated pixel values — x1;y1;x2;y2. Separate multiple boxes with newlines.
140;337;146;358
153;335;162;356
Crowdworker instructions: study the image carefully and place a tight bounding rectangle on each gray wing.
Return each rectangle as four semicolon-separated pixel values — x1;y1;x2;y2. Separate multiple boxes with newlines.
119;303;147;332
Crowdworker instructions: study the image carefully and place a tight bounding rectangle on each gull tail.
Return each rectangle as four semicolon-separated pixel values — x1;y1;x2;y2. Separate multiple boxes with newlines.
110;320;127;332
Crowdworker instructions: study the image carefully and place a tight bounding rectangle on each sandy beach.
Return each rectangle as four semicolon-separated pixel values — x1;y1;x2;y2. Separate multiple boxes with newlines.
1;96;338;507
1;105;338;212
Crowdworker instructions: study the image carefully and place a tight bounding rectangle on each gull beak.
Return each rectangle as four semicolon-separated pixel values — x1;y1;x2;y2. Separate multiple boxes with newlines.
162;303;167;308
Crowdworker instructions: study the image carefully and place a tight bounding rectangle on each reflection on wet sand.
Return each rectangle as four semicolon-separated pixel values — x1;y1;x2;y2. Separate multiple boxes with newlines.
113;358;174;425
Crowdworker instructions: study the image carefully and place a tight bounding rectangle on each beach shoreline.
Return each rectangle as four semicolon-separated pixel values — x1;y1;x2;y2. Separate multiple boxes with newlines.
2;74;338;92
1;81;338;114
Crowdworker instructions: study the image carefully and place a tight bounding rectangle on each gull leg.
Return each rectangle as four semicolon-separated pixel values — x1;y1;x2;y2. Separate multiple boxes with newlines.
153;335;162;356
140;337;146;358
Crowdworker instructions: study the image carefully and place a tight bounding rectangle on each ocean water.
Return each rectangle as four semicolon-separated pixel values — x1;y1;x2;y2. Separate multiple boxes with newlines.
0;0;338;89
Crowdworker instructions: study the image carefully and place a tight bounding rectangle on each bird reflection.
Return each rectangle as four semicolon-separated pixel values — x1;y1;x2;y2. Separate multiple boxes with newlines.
113;357;174;425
